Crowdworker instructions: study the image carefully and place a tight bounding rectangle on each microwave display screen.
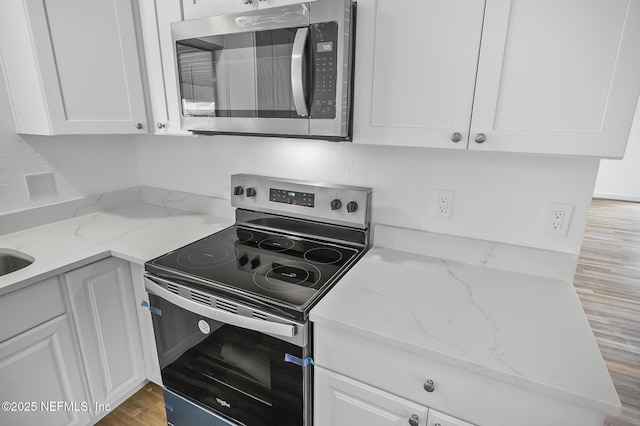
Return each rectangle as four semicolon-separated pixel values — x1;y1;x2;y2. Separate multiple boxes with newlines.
317;42;333;53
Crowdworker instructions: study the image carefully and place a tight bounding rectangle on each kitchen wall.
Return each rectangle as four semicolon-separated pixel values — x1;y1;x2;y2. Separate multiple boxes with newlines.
593;95;640;201
136;135;600;255
0;59;140;214
1;55;601;256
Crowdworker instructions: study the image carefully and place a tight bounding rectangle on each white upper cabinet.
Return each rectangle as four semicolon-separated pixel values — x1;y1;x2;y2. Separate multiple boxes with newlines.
138;0;189;135
0;0;148;135
353;0;485;150
470;0;640;157
354;0;640;158
182;0;315;20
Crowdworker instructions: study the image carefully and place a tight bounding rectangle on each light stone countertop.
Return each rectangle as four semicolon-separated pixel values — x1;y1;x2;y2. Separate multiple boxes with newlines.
310;224;621;417
0;195;620;417
0;202;233;296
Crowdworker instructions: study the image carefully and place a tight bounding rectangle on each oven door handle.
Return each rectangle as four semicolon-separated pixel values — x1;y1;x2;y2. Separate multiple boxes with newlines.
291;27;309;117
144;276;296;338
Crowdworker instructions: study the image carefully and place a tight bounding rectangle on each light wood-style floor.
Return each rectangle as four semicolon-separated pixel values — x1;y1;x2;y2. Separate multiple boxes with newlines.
99;199;640;426
96;382;166;426
574;199;640;426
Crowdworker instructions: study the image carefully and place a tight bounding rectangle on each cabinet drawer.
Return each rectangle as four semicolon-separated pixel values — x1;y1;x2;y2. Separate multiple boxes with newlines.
0;278;66;342
314;324;603;426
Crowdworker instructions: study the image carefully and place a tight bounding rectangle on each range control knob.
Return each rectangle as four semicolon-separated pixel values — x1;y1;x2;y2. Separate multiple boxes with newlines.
346;201;359;213
330;199;342;210
246;187;257;197
238;255;248;267
233;186;244;196
250;257;260;269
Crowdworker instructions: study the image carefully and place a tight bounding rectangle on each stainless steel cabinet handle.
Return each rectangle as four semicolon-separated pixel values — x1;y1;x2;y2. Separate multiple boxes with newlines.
135;122;143;130
423;379;435;392
408;414;419;426
474;133;486;143
157;122;166;129
291;27;309;117
451;132;462;143
144;276;296;338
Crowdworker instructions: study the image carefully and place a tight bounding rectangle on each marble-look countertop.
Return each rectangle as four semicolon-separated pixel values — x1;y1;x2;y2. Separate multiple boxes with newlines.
1;193;620;417
310;225;621;417
0;202;233;296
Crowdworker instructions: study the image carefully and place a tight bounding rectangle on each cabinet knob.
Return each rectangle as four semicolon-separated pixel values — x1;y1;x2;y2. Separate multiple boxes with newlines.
157;122;166;129
423;379;435;392
135;122;143;130
474;133;486;144
408;414;419;426
451;132;462;143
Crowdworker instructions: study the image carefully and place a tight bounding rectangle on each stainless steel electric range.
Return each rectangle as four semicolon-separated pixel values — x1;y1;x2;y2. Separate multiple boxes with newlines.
144;174;371;426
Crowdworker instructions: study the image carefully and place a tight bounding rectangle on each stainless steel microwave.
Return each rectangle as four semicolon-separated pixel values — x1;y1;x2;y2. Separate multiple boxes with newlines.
171;0;356;141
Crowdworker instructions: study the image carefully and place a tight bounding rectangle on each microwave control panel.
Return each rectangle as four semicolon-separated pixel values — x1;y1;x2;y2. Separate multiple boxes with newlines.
310;22;338;120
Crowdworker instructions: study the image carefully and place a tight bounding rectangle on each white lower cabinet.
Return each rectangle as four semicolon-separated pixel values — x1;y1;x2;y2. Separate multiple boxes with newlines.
315;366;429;426
315;366;475;426
63;258;146;419
0;259;154;425
0;278;91;426
313;324;606;426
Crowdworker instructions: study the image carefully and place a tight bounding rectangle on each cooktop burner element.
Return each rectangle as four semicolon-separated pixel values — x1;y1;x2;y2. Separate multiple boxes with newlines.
258;236;296;252
176;245;239;269
303;247;344;264
145;174;372;320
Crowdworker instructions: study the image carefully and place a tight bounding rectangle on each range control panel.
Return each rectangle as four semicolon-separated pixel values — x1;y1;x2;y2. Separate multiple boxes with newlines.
269;188;315;208
231;174;371;229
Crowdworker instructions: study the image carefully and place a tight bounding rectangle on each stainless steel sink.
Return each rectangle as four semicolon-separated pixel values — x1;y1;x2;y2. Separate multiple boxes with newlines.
0;249;35;276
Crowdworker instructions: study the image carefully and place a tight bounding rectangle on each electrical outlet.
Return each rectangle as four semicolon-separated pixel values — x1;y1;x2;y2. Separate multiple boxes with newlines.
543;202;574;236
434;189;454;219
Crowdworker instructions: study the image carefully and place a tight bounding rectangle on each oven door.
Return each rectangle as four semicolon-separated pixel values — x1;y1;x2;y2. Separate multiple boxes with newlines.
171;4;311;137
145;276;310;426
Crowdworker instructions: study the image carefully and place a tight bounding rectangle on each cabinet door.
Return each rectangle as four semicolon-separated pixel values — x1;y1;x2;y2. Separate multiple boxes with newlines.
64;258;146;418
353;0;485;149
139;0;194;135
2;0;148;135
0;315;91;426
315;366;429;426
470;0;640;158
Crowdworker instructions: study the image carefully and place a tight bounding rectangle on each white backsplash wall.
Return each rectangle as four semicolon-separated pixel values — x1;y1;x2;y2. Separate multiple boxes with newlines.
0;60;140;214
136;135;600;255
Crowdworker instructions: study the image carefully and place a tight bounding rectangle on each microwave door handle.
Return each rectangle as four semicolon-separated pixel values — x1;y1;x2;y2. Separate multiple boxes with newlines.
291;27;309;117
144;276;296;338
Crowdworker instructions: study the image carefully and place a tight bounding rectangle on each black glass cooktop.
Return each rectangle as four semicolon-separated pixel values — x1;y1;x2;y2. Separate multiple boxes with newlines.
145;226;361;317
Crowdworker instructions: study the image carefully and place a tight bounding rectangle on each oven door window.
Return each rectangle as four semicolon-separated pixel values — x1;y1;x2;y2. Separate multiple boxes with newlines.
149;293;304;426
176;28;308;119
